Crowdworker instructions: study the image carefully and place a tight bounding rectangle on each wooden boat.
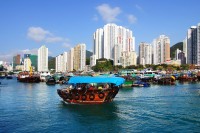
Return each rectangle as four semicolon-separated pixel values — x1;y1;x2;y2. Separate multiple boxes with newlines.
57;76;125;104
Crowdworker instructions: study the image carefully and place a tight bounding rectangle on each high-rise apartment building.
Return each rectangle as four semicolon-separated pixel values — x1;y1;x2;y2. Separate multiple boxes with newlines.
198;23;200;65
67;48;74;72
74;43;86;71
93;28;103;59
92;23;135;67
13;54;21;70
153;35;170;65
56;52;67;72
120;51;137;68
183;38;187;63
175;49;182;60
139;42;152;65
38;45;48;72
187;23;200;65
90;55;96;67
24;57;31;71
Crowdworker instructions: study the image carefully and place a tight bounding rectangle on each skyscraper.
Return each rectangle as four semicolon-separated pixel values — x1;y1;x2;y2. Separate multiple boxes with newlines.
38;45;48;72
187;26;197;64
67;48;74;72
13;54;21;70
56;52;67;72
187;23;200;65
183;37;187;63
198;23;200;65
23;57;31;71
93;28;103;59
153;35;170;65
92;23;135;66
139;42;152;65
74;43;86;71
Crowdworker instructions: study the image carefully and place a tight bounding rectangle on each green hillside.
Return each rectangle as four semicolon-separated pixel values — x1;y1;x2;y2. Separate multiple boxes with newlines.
86;50;92;58
170;42;183;59
48;57;55;70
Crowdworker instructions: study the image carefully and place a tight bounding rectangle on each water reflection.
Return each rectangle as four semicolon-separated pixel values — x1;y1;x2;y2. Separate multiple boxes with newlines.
57;101;123;132
59;101;119;120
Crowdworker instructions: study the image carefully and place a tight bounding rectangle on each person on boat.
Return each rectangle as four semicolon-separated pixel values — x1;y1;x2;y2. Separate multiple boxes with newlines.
103;83;110;90
98;85;103;90
89;85;94;91
77;86;82;90
65;85;73;93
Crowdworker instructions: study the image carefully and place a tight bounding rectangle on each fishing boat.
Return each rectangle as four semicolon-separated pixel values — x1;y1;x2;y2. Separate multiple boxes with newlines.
17;71;40;83
17;67;40;83
57;76;125;104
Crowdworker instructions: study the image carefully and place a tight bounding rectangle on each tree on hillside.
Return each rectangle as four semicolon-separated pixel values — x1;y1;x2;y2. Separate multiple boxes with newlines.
170;42;183;59
91;58;113;72
0;65;4;71
86;58;90;65
48;58;55;70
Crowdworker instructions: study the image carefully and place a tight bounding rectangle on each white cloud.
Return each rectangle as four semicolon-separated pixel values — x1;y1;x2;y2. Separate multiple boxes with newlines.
96;4;121;23
27;26;71;45
0;54;13;62
45;37;63;43
135;4;143;12
27;27;51;42
20;49;38;55
0;49;38;62
127;14;137;24
62;42;71;48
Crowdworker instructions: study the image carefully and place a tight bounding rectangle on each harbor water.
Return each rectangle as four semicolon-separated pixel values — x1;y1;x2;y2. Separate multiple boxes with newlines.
1;79;200;133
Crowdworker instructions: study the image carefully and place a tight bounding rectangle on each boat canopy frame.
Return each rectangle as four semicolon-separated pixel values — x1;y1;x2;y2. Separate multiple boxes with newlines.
68;76;125;86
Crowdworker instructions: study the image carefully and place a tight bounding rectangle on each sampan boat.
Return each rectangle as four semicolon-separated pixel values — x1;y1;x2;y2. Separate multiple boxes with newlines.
57;76;125;104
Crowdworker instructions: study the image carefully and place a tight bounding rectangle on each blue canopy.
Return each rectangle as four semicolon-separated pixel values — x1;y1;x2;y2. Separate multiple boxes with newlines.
68;76;125;86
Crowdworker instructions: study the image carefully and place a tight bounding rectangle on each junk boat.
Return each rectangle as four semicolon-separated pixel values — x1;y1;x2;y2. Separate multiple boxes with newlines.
57;76;125;104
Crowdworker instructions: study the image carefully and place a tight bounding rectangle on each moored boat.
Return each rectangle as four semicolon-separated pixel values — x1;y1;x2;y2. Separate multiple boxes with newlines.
177;73;198;82
155;75;176;85
132;81;150;87
17;71;40;83
6;75;13;79
46;76;56;85
57;76;125;104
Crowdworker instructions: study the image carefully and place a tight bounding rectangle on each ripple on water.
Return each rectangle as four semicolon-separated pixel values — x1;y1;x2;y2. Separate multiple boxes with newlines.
1;80;200;132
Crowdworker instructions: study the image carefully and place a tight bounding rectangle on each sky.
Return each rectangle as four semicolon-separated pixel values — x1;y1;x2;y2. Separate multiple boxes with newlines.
0;0;200;62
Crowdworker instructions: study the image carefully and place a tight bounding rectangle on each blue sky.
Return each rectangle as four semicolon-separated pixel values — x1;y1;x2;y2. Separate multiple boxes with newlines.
0;0;200;62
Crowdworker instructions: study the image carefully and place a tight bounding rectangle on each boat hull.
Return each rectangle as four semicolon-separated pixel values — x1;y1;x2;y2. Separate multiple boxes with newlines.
18;76;40;83
57;88;119;104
